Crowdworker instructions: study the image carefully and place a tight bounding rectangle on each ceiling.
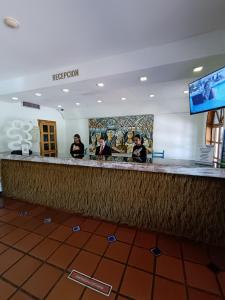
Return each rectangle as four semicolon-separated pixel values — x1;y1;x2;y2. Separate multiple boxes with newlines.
1;53;225;119
1;0;225;80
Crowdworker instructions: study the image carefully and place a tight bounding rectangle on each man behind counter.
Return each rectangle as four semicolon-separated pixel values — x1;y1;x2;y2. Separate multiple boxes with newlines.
70;134;84;159
95;137;112;157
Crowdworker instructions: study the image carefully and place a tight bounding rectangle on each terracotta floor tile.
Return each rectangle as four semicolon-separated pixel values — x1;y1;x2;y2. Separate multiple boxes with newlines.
0;211;18;223
48;225;72;242
1;228;29;246
158;234;181;258
134;230;156;249
115;226;136;244
128;245;154;273
22;264;62;299
185;261;220;294
0;208;11;217
82;289;116;299
52;211;71;224
182;241;210;265
3;255;42;286
29;206;46;217
0;278;16;299
38;208;59;219
94;258;125;291
0;224;16;238
10;290;34;300
105;241;131;263
47;244;79;269
66;231;91;248
120;266;153;299
95;222;117;237
153;276;187;300
14;232;44;252
0;248;24;275
84;234;109;255
0;242;8;254
63;215;86;227
68;250;101;275
156;255;184;282
218;272;225;296
188;288;222;300
20;218;42;231
10;216;33;227
81;218;101;233
46;274;84;300
6;201;25;210
210;246;225;271
29;238;61;260
33;222;59;237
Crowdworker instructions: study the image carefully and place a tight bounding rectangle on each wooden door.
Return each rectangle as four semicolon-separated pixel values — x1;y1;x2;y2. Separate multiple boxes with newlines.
38;120;57;157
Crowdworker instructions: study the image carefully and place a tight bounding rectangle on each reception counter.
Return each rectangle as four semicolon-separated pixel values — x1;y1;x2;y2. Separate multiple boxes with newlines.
1;155;225;246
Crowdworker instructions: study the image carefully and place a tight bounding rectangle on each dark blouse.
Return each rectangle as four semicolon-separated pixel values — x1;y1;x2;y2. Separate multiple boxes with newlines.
132;144;147;163
70;142;84;159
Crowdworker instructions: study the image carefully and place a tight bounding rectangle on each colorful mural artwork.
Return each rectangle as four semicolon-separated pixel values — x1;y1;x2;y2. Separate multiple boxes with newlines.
89;114;154;154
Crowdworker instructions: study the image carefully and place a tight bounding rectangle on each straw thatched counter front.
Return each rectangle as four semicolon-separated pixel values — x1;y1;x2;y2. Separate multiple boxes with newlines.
1;156;225;246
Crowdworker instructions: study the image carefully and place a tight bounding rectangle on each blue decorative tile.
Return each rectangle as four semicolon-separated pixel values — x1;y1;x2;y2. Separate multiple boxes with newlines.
72;225;80;232
18;211;30;216
43;217;52;224
107;235;117;243
150;247;161;256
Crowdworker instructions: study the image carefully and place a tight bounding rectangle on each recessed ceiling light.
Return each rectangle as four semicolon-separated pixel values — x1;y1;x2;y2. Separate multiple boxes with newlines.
97;82;104;87
121;97;127;101
57;105;62;108
62;88;69;93
35;92;42;97
149;94;155;98
184;90;189;94
140;76;148;82
193;66;203;73
75;102;80;106
97;100;103;103
4;17;20;29
11;97;19;101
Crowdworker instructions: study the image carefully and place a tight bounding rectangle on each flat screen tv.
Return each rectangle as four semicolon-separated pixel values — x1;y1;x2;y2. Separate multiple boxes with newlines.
189;66;225;114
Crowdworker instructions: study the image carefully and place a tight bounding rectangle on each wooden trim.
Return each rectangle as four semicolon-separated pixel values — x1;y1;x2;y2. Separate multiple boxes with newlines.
38;120;58;157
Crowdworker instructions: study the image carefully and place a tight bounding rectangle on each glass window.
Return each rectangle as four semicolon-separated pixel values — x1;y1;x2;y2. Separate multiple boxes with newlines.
43;125;48;132
44;144;49;151
205;110;224;163
43;134;49;142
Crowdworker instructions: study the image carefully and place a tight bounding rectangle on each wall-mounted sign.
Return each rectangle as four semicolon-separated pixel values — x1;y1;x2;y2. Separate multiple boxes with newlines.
52;69;79;81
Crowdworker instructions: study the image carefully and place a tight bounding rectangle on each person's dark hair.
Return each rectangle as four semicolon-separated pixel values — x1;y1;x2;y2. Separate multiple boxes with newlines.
74;134;81;143
134;134;144;144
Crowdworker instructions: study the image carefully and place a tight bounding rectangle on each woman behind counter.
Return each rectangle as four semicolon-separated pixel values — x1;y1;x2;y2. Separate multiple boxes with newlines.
70;134;84;159
132;134;147;163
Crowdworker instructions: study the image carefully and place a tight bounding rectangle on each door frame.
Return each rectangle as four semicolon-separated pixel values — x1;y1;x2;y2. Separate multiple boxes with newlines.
38;119;58;157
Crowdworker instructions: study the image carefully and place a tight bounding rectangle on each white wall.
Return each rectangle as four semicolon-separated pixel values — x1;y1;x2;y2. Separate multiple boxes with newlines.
64;113;205;160
0;101;66;156
154;113;205;160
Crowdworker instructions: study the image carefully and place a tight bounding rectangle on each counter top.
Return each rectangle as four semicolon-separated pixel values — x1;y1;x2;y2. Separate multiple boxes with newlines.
1;154;225;179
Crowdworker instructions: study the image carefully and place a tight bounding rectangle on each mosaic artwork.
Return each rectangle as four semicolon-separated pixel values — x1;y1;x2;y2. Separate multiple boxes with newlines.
89;114;154;154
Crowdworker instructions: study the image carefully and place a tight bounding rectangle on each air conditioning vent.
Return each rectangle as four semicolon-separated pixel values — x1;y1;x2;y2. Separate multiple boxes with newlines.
22;101;40;109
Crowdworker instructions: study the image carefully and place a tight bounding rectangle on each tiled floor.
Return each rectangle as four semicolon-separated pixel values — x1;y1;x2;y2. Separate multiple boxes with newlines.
0;198;224;300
